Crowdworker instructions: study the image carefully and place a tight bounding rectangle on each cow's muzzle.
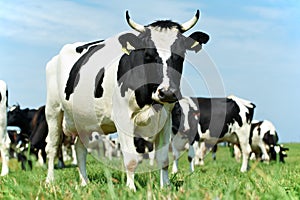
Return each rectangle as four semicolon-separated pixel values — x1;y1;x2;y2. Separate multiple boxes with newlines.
157;88;180;103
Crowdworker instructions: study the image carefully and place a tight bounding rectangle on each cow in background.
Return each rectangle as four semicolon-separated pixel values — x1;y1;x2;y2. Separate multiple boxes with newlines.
45;10;209;191
171;95;255;173
233;120;288;163
7;105;69;169
0;80;10;176
87;132;121;160
7;104;37;147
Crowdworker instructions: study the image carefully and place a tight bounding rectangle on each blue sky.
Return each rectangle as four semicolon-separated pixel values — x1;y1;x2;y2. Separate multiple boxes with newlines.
0;0;299;142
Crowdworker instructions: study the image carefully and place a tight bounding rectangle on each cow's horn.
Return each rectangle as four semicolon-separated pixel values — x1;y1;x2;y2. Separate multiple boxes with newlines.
126;11;146;32
181;10;200;32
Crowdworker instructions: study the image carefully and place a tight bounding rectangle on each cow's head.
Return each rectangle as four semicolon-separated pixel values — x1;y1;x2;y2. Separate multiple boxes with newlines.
7;104;21;125
172;97;200;143
118;10;209;107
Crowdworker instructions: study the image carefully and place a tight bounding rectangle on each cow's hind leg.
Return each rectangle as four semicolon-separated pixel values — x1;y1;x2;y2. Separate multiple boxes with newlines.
237;125;252;172
45;105;63;183
155;118;171;188
75;137;88;186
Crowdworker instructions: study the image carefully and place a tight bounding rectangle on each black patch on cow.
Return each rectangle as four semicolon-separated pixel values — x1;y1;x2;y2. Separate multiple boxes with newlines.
117;32;164;108
196;97;243;138
133;137;153;153
0;92;2;103
94;68;105;98
263;131;278;146
6;89;8;107
65;44;105;100
245;103;256;123
76;40;104;53
171;101;182;135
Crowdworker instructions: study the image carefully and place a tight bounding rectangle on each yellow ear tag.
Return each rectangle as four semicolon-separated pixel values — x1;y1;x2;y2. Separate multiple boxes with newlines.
191;41;199;49
122;47;130;55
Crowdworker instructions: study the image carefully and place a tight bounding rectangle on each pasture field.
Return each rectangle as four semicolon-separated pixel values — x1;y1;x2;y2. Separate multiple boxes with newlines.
1;143;299;200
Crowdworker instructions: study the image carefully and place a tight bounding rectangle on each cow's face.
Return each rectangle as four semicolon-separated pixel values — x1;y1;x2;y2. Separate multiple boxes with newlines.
118;10;209;107
172;98;199;139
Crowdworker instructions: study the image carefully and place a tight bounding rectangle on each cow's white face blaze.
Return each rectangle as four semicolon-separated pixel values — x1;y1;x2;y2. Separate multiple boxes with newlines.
149;27;182;103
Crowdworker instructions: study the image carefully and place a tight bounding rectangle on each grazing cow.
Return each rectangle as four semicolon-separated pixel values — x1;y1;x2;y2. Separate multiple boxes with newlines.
171;95;255;174
0;80;10;176
233;120;288;163
45;10;209;191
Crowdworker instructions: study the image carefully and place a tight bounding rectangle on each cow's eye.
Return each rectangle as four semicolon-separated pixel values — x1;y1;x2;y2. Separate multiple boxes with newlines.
144;53;155;62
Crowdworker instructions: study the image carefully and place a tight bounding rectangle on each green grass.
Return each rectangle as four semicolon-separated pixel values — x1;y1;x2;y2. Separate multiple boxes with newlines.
1;143;299;200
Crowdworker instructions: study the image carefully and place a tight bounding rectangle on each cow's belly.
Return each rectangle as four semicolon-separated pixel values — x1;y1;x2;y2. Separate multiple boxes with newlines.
62;98;116;136
199;126;239;144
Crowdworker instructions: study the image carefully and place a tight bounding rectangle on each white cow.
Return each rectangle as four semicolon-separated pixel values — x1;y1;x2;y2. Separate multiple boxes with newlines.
45;10;209;191
0;80;10;176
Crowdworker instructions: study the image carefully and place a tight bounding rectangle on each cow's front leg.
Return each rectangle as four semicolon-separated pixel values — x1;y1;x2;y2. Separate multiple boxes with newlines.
259;142;270;163
156;143;170;188
118;132;139;192
198;141;206;166
75;137;88;186
155;118;171;188
188;145;195;172
171;141;180;174
238;126;252;172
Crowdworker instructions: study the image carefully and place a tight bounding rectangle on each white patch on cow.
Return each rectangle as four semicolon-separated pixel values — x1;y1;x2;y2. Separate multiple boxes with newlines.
178;98;192;132
260;120;276;135
0;80;10;176
150;27;178;91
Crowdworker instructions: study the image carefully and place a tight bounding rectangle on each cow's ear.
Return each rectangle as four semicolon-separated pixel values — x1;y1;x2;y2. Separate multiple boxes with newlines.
185;31;209;53
118;33;143;55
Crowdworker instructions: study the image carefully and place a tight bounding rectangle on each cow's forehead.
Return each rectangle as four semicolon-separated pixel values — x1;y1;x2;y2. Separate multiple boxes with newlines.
148;27;179;52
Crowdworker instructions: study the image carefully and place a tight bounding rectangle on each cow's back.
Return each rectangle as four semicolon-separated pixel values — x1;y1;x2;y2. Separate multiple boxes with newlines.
196;97;242;138
45;34;127;137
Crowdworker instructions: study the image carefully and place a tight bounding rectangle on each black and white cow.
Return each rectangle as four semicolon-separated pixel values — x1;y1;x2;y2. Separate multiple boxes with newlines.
45;10;209;191
0;80;10;176
233;120;288;163
171;95;255;173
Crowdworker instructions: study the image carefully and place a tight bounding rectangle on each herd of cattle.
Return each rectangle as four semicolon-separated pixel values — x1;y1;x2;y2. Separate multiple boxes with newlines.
0;10;289;191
